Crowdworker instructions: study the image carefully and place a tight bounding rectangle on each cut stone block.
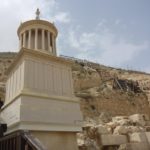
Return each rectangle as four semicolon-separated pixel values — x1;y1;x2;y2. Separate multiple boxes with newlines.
129;132;148;143
100;134;127;146
145;132;150;144
119;143;150;150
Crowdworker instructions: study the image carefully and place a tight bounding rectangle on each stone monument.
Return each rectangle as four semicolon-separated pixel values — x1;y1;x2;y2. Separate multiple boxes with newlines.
0;9;83;150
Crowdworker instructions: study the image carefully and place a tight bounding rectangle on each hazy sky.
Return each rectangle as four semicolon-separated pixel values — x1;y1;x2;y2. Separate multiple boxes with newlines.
0;0;150;72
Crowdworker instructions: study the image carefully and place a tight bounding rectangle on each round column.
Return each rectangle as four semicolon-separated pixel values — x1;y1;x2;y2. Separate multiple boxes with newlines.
28;30;31;49
52;34;55;54
47;31;51;52
42;29;45;50
35;29;38;50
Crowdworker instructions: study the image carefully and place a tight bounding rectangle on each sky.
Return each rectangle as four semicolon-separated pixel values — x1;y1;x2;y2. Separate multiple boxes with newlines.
0;0;150;72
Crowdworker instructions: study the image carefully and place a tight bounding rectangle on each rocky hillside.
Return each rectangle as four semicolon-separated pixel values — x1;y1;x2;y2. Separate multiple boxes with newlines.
70;57;150;119
0;52;16;101
0;53;150;117
0;52;16;82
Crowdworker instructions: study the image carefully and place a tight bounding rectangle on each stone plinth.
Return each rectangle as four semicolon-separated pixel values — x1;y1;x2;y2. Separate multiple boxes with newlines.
0;48;83;150
100;134;127;146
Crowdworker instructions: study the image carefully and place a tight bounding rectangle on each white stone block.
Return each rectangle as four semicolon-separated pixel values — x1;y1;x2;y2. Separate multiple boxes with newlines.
129;132;148;143
113;126;129;135
129;114;146;126
119;143;150;150
100;134;127;146
1;95;83;134
145;132;150;144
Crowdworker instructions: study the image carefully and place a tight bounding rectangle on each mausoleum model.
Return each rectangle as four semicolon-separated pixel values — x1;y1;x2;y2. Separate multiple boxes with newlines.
18;9;57;55
0;9;83;150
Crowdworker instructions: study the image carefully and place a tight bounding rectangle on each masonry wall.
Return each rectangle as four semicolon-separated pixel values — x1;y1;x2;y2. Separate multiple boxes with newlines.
24;57;74;97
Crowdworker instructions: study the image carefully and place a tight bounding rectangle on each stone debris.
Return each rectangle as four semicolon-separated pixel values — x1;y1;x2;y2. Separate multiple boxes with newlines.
77;114;150;150
129;114;147;126
98;112;112;123
113;126;129;135
96;125;111;135
118;143;150;150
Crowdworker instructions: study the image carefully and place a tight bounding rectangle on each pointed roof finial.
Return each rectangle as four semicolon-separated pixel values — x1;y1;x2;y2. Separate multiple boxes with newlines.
36;8;40;20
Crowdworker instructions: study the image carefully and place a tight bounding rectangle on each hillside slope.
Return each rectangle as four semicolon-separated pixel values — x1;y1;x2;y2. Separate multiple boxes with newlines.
0;53;150;118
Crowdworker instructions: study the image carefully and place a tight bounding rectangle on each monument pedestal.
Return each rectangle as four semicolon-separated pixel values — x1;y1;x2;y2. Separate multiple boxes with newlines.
1;48;82;150
1;94;82;134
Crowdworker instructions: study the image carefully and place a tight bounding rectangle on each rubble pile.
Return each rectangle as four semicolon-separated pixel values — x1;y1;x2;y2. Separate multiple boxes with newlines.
77;113;150;150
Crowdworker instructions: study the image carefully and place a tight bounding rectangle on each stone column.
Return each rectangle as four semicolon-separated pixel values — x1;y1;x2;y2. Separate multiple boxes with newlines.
23;32;26;48
35;28;38;50
28;30;31;49
19;34;22;49
51;34;54;53
52;35;56;55
42;29;45;50
54;37;57;55
47;31;51;52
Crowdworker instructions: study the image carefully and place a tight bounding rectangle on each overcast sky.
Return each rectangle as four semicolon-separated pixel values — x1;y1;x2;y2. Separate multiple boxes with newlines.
0;0;150;72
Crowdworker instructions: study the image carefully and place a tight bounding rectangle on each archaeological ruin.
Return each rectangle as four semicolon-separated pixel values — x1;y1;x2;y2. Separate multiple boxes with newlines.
0;9;83;150
0;9;150;150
